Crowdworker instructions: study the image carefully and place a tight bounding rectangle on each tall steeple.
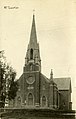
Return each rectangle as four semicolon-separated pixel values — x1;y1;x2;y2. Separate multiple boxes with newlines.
24;14;41;71
29;14;37;46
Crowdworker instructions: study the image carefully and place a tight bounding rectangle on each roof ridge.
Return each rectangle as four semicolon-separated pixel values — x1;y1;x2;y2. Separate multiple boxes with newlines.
54;78;71;90
54;77;71;79
41;73;50;82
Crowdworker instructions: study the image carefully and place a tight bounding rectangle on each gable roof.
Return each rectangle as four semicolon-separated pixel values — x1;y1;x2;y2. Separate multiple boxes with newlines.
40;73;56;85
16;74;23;84
54;77;71;92
41;73;50;83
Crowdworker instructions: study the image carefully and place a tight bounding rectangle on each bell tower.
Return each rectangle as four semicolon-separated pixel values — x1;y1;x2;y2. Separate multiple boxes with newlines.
23;14;41;107
24;14;41;72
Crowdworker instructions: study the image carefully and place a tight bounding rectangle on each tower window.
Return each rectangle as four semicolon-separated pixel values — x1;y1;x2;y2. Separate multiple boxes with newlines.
30;49;33;59
30;64;33;71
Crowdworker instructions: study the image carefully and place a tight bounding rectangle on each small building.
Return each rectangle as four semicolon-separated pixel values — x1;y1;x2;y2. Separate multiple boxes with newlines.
13;15;72;110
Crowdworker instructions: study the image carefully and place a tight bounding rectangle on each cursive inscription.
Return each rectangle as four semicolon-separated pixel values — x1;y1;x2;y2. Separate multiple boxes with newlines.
4;6;19;9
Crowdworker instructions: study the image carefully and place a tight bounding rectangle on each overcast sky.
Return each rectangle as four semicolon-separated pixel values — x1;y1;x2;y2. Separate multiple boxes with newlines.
1;0;76;109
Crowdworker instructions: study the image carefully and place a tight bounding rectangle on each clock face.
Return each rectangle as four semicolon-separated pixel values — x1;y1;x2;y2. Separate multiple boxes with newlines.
26;76;35;84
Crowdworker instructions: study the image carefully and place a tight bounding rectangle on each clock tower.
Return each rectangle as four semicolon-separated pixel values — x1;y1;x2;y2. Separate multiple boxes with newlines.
23;14;41;107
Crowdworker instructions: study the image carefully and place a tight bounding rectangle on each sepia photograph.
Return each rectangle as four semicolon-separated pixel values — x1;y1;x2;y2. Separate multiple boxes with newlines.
0;0;76;118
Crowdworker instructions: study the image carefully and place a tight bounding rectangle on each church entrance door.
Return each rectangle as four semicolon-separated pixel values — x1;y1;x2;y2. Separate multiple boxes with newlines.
28;93;33;106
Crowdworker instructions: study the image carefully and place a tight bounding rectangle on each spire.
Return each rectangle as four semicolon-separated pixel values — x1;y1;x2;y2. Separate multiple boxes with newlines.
29;14;37;45
50;69;53;80
24;14;41;70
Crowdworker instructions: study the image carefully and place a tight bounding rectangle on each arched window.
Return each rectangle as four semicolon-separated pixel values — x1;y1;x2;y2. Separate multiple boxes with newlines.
42;96;46;107
30;49;33;59
28;93;33;105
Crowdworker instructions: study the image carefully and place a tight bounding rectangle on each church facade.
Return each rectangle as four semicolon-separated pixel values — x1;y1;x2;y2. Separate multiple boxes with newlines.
13;15;72;110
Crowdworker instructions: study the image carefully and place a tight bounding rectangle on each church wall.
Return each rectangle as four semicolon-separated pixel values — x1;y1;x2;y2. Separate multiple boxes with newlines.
20;76;25;103
69;91;71;102
53;85;58;108
40;77;49;107
59;90;69;110
14;76;26;107
20;71;41;107
49;84;54;108
34;71;40;106
57;91;60;108
24;72;35;106
68;89;72;110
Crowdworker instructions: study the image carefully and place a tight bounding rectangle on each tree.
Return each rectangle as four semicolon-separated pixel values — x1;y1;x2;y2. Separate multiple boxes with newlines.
0;51;18;107
0;51;6;107
8;67;18;100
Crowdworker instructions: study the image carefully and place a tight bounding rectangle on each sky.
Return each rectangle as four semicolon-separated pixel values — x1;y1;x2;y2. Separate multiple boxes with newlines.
0;0;76;109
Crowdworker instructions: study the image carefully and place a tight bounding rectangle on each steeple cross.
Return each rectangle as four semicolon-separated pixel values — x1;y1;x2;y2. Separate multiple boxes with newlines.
33;9;35;15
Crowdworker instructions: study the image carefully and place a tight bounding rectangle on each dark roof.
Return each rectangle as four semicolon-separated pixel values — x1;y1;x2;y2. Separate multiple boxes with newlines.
54;77;71;91
16;74;23;84
41;73;50;83
41;73;56;85
29;14;37;45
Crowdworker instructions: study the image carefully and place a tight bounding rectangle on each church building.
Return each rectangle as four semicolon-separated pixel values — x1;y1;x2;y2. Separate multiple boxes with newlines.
14;15;72;110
